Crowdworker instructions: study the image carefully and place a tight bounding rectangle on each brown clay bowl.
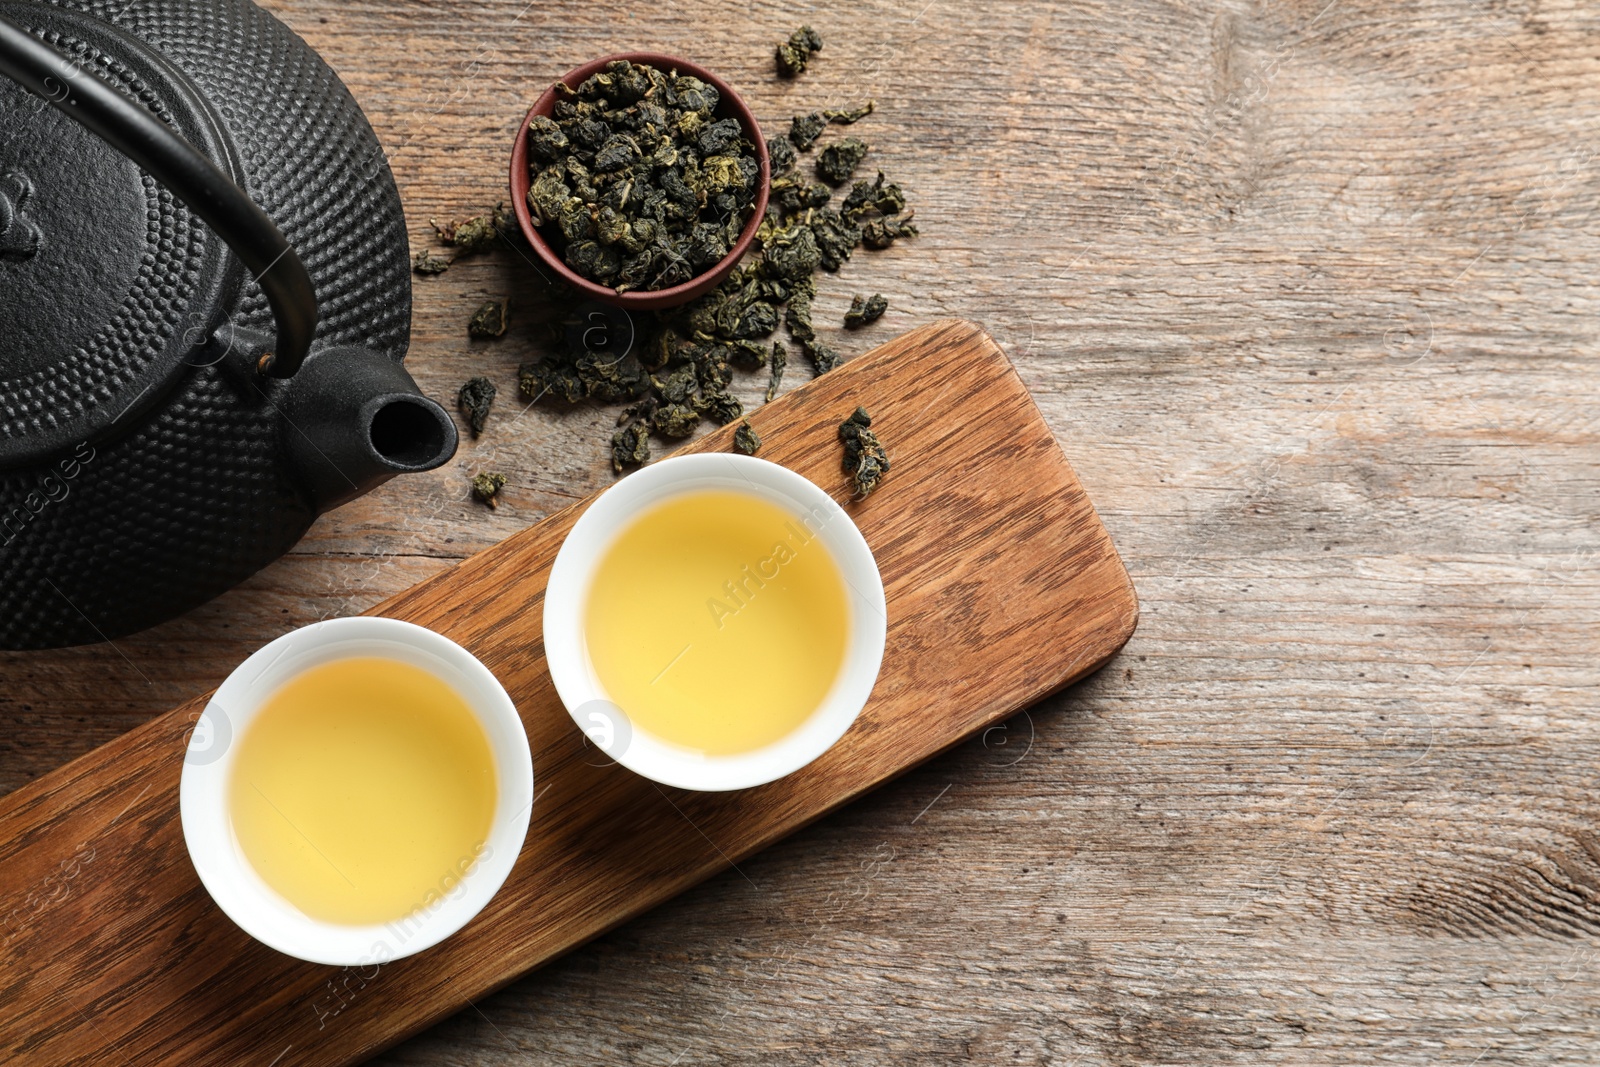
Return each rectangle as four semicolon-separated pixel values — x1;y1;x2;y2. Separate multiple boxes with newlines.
509;52;770;311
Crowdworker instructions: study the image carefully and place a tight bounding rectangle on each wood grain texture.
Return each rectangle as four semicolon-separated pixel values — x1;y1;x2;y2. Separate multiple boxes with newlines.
0;321;1137;1065
2;0;1598;1063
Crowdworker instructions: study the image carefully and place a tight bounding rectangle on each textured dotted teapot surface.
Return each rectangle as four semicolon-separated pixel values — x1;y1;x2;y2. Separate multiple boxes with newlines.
0;6;235;464
0;0;413;649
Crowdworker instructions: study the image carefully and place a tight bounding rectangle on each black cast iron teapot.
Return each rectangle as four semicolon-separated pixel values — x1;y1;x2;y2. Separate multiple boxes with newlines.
0;0;457;649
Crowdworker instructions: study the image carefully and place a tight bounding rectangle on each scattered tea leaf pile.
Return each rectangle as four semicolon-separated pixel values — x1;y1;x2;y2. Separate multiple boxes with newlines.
524;60;761;293
513;28;916;472
430;28;915;489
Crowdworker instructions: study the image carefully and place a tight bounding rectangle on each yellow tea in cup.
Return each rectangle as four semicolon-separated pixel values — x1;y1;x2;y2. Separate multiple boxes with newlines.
227;657;497;926
583;489;850;755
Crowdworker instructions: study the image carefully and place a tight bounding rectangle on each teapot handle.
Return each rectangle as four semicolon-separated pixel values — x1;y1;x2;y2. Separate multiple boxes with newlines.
0;16;316;378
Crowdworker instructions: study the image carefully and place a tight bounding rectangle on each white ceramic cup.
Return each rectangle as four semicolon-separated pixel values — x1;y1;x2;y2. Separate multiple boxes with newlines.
179;616;533;966
544;453;887;791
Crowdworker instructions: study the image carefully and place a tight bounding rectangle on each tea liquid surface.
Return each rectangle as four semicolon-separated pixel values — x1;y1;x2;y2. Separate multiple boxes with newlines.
228;656;497;926
584;489;851;755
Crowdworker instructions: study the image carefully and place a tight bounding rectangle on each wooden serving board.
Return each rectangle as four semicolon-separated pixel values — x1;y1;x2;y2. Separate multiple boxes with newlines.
0;320;1136;1066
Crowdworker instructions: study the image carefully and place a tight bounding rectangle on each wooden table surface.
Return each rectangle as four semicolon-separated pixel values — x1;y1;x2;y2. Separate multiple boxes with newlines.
4;0;1598;1063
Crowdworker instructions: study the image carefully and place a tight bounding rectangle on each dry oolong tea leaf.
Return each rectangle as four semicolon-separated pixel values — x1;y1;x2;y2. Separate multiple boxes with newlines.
468;300;509;339
766;340;788;402
610;418;652;473
433;203;513;257
844;293;887;328
806;337;842;374
457;376;496;437
816;137;868;186
842;171;905;220
788;101;875;152
775;25;823;79
767;134;797;174
838;405;889;499
788;112;828;153
808;209;861;272
861;210;918;250
471;471;508;509
734;419;762;455
412;248;451;275
824;101;875;125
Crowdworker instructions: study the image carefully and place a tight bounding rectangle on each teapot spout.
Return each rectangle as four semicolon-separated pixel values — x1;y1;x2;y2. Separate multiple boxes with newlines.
279;345;458;513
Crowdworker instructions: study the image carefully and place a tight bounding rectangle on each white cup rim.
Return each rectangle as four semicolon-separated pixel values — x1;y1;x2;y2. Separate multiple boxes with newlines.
543;453;887;791
178;616;533;966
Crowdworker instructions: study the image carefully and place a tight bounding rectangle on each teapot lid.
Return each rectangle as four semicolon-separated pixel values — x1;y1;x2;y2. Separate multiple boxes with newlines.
0;3;237;468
